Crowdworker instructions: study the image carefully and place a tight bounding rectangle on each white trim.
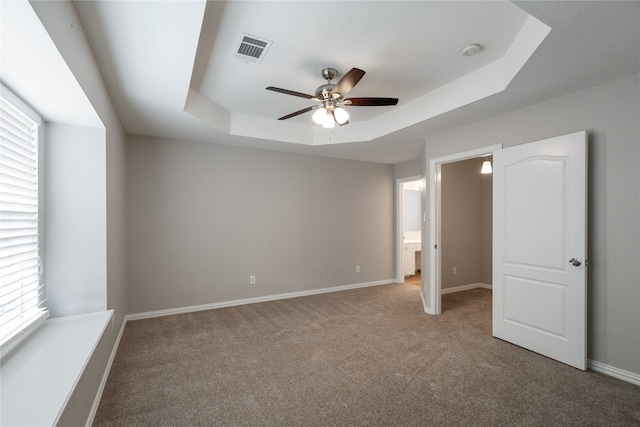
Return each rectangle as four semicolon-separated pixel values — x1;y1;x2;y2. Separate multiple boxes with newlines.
428;144;502;315
85;314;128;427
428;161;441;315
440;282;492;294
419;287;434;314
53;311;113;427
587;360;640;386
1;311;112;427
126;279;394;321
0;312;49;359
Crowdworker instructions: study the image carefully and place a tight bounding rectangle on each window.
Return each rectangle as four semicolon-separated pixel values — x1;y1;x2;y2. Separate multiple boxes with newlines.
0;86;47;352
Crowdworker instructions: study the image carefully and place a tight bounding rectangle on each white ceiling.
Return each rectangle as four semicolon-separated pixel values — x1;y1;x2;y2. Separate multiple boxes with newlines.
69;1;640;163
196;1;529;121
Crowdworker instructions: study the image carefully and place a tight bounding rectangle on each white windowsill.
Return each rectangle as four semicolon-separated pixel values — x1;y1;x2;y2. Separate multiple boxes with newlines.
0;310;113;427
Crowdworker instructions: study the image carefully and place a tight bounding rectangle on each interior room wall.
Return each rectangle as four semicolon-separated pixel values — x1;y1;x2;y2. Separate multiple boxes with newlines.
44;123;107;317
423;72;640;375
440;157;492;289
480;162;492;284
402;187;421;232
394;153;424;180
125;135;395;314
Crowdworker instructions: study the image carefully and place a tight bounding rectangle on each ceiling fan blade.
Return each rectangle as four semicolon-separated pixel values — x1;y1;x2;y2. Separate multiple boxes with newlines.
343;97;399;106
330;68;365;98
277;106;318;120
267;86;316;100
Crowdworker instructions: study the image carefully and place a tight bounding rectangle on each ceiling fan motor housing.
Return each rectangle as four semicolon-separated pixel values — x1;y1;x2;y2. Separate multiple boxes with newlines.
315;83;336;100
321;67;338;81
317;68;341;100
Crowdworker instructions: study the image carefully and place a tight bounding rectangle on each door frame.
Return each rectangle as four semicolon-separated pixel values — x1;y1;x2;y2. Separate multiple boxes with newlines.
395;175;423;284
427;144;502;315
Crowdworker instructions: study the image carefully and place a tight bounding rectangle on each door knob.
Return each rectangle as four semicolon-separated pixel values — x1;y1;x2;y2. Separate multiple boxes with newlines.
569;258;582;267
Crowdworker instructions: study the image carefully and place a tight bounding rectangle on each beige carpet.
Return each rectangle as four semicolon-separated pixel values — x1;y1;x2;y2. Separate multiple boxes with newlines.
94;285;640;426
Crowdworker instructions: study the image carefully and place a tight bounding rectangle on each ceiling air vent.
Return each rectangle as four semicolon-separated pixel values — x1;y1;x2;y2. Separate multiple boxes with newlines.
235;34;272;65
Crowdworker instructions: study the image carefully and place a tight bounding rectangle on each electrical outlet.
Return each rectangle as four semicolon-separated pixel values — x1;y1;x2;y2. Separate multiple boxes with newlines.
452;267;457;276
250;275;256;285
356;265;361;273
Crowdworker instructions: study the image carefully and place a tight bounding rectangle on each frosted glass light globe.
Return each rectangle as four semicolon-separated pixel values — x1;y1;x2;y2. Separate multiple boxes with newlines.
322;113;335;128
312;108;326;125
333;107;349;125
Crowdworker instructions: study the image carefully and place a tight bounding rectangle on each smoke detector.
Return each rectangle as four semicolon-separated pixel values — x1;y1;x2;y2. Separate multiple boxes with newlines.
461;44;482;57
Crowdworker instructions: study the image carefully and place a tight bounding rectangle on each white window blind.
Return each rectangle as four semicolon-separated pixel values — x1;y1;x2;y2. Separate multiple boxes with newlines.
0;92;47;351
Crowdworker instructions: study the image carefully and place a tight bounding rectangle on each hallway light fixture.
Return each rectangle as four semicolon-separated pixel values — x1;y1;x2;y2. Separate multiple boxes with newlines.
481;159;492;174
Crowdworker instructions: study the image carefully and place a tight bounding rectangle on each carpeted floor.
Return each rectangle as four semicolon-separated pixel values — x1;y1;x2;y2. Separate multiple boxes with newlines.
94;284;640;426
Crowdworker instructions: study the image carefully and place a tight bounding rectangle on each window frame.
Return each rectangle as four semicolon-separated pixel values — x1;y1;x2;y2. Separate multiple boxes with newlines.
0;83;47;355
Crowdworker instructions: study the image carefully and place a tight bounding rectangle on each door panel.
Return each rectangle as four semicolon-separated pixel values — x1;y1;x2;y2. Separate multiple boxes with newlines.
504;156;566;269
493;131;587;370
504;276;566;337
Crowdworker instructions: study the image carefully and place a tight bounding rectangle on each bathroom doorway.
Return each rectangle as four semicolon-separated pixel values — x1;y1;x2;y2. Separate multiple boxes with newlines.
396;177;423;286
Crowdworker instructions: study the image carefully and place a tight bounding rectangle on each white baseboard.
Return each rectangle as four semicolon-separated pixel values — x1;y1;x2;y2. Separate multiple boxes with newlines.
1;311;113;427
126;279;394;321
588;359;640;386
85;315;128;427
441;282;492;294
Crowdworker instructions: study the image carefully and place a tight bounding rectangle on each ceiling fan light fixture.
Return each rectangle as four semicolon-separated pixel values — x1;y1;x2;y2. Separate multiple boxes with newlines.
322;111;335;128
267;67;399;126
334;107;349;125
312;107;327;125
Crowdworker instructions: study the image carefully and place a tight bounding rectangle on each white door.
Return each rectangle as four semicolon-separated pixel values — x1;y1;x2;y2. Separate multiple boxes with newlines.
493;131;587;370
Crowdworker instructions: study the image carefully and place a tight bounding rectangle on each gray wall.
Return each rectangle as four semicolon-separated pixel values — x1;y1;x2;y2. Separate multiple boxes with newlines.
422;72;640;375
126;136;395;314
394;152;424;180
440;157;492;289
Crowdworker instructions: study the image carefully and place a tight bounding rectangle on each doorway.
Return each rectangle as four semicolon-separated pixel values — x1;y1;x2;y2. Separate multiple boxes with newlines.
395;176;423;286
428;145;501;314
426;133;587;369
439;157;493;299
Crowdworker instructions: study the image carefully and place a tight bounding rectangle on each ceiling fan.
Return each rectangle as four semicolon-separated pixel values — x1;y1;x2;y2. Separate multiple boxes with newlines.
266;67;399;128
